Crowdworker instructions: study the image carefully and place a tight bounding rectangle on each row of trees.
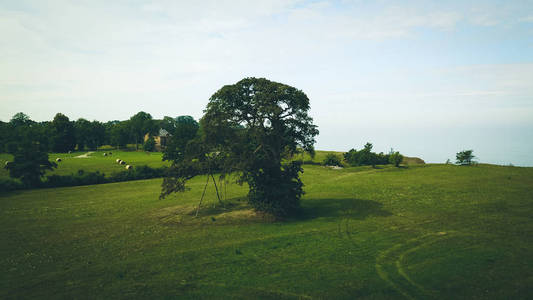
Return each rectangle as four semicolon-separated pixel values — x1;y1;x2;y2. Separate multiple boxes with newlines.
0;112;198;153
343;143;403;167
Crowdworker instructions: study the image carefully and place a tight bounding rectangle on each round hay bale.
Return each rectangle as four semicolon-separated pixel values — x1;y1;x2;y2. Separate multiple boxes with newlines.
68;150;72;154
56;158;62;162
120;160;126;165
125;165;132;170
4;161;11;167
103;153;107;156
116;159;121;163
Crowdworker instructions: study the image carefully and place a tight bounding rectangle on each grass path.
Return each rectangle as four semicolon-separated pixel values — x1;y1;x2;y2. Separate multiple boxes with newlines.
74;151;95;158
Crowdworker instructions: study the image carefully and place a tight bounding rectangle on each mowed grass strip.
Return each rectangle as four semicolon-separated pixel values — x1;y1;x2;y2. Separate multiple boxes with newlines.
1;164;532;298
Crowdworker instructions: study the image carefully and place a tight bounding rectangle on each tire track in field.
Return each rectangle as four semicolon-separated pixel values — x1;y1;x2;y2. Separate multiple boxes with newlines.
375;232;454;299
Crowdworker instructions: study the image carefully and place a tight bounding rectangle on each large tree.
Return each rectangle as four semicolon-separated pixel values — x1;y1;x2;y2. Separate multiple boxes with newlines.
5;135;56;187
74;118;92;151
108;120;131;149
50;113;76;153
129;111;156;150
162;116;199;162
162;77;318;217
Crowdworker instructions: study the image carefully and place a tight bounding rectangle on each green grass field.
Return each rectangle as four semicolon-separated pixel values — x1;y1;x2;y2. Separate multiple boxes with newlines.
0;150;169;179
1;163;532;299
0;149;424;181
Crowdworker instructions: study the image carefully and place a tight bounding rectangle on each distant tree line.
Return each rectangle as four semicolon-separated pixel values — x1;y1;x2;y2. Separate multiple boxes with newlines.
0;111;199;153
341;143;403;167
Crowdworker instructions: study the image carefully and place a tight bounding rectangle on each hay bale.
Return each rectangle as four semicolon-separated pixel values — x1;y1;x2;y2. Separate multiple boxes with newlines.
56;158;62;162
103;152;107;156
116;159;121;163
120;160;126;165
4;161;11;167
125;165;132;170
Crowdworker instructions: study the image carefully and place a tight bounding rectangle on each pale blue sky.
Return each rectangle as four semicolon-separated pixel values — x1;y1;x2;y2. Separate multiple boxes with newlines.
1;0;532;165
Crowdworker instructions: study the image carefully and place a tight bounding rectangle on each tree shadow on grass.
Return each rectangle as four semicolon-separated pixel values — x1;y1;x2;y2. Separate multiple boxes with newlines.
293;198;392;221
0;190;24;198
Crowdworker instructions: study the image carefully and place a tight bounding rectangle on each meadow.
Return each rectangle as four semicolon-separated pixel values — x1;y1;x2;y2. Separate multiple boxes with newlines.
1;159;532;298
0;150;169;180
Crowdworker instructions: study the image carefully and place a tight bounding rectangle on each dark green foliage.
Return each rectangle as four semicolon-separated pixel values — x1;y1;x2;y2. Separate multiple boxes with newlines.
0;121;8;152
109;120;131;149
162;116;199;162
50;113;76;153
74;118;91;150
74;119;105;151
107;165;167;183
143;136;156;152
389;151;403;167
323;153;342;167
159;116;178;134
201;78;318;216
160;159;204;198
162;78;319;217
456;150;476;165
246;161;304;216
129;111;156;150
2;113;50;153
46;171;107;187
0;178;23;192
344;143;388;167
9;112;32;127
44;165;167;188
5;138;57;187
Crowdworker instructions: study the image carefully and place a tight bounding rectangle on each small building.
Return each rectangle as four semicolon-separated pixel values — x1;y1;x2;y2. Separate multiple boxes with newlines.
144;128;171;151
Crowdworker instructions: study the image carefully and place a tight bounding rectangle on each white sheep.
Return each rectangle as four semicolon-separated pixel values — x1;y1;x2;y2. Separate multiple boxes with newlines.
56;158;62;162
125;165;132;170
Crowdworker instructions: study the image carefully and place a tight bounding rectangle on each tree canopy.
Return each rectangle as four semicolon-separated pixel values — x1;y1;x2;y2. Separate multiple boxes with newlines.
129;111;156;150
5;136;56;187
162;116;199;162
456;150;475;165
161;77;319;217
50;113;76;153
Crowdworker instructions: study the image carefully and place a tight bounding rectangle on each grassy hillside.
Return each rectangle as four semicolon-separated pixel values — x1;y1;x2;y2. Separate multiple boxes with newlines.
0;150;425;182
1;164;532;298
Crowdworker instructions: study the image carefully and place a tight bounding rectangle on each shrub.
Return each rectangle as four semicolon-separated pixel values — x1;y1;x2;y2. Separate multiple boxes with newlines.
456;150;475;165
323;153;342;167
0;178;23;193
45;171;107;188
43;165;168;189
389;151;403;167
143;136;156;152
344;143;389;167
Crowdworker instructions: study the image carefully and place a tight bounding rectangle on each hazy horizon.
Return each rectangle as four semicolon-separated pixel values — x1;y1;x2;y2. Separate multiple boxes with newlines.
1;1;532;166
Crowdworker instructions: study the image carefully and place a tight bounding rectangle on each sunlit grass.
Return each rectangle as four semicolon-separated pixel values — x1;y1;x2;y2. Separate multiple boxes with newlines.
1;163;532;298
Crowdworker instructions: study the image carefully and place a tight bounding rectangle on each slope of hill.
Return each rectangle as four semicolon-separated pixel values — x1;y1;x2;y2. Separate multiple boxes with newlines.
1;164;532;298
